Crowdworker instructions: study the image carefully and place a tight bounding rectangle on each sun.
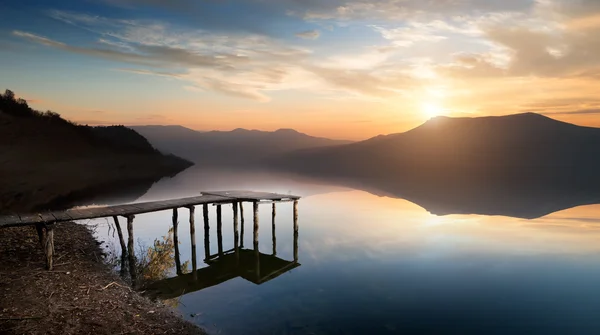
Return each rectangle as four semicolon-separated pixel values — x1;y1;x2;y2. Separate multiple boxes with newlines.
421;102;445;119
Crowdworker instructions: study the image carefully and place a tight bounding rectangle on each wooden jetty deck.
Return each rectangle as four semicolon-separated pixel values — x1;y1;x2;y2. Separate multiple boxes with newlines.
0;190;300;274
0;191;300;228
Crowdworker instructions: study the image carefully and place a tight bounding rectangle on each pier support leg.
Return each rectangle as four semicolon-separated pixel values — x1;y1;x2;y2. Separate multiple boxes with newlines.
35;224;45;249
233;202;239;264
240;202;245;248
272;203;276;256
189;206;197;280
253;201;260;278
112;216;128;276
126;215;137;285
113;216;127;255
217;205;223;257
44;225;54;270
172;208;182;275
293;200;299;263
203;204;210;261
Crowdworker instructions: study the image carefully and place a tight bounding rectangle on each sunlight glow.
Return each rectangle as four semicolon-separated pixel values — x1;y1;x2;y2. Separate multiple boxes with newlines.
421;102;445;119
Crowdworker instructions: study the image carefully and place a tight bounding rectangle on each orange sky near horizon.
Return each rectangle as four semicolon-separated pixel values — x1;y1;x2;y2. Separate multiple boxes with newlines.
23;83;600;141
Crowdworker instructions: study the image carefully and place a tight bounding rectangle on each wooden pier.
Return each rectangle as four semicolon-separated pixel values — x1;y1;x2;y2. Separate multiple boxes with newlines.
0;191;300;272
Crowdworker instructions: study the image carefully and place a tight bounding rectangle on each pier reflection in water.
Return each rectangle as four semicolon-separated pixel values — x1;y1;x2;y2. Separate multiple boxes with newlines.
121;200;300;299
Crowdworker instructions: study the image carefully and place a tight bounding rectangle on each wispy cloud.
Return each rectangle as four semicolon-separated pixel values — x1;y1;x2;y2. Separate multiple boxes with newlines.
13;11;316;101
136;113;167;121
371;25;446;47
295;29;321;40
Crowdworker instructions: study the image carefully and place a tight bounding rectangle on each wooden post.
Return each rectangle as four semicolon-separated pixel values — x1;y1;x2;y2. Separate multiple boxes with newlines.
233;202;239;264
239;202;245;248
271;203;276;256
293;200;298;229
293;200;299;263
203;204;210;261
45;225;54;270
217;205;223;257
35;224;45;248
253;201;260;278
112;216;128;276
112;216;127;256
127;215;137;285
172;208;182;275
189;206;197;280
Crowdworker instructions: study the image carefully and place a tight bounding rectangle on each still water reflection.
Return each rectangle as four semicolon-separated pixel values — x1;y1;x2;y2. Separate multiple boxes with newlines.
90;168;600;334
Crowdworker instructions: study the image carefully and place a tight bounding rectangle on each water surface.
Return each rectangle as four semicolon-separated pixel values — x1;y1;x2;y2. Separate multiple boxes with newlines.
90;167;600;334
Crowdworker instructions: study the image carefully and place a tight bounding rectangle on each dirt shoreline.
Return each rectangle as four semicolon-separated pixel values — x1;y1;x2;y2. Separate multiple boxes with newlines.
0;222;205;335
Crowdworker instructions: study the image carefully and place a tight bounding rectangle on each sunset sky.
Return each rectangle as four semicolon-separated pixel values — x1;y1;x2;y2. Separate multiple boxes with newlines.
1;0;600;140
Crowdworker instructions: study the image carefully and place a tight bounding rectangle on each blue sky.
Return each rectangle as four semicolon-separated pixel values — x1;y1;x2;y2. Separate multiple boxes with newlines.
1;0;600;139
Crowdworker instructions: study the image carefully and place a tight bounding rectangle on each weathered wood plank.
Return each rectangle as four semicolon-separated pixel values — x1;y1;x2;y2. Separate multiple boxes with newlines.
35;212;55;223
0;214;21;226
18;213;44;224
51;212;73;221
203;190;300;201
63;209;89;221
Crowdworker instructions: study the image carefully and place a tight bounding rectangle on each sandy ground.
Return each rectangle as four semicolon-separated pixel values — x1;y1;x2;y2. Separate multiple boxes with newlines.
0;222;205;335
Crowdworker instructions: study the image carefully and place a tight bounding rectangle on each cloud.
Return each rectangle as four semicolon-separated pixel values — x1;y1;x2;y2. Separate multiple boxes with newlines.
305;64;410;98
102;0;191;9
14;30;240;69
371;24;447;47
117;68;185;77
13;12;316;101
300;0;532;22
136;113;167;121
13;31;66;48
523;98;600;110
438;0;600;80
295;29;321;40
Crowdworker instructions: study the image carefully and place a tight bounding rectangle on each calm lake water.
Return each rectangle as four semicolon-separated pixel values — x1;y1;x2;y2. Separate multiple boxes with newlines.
88;167;600;334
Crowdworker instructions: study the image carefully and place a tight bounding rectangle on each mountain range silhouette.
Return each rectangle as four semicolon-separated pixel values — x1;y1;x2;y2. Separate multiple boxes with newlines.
129;113;600;219
131;125;351;165
267;113;600;219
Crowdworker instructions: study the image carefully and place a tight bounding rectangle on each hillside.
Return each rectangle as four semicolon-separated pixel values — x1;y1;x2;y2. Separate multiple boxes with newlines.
131;125;352;166
0;89;193;213
268;113;600;218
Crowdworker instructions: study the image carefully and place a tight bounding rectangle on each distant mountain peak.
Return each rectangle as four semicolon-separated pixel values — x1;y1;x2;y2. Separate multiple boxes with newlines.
419;112;561;129
275;128;300;134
